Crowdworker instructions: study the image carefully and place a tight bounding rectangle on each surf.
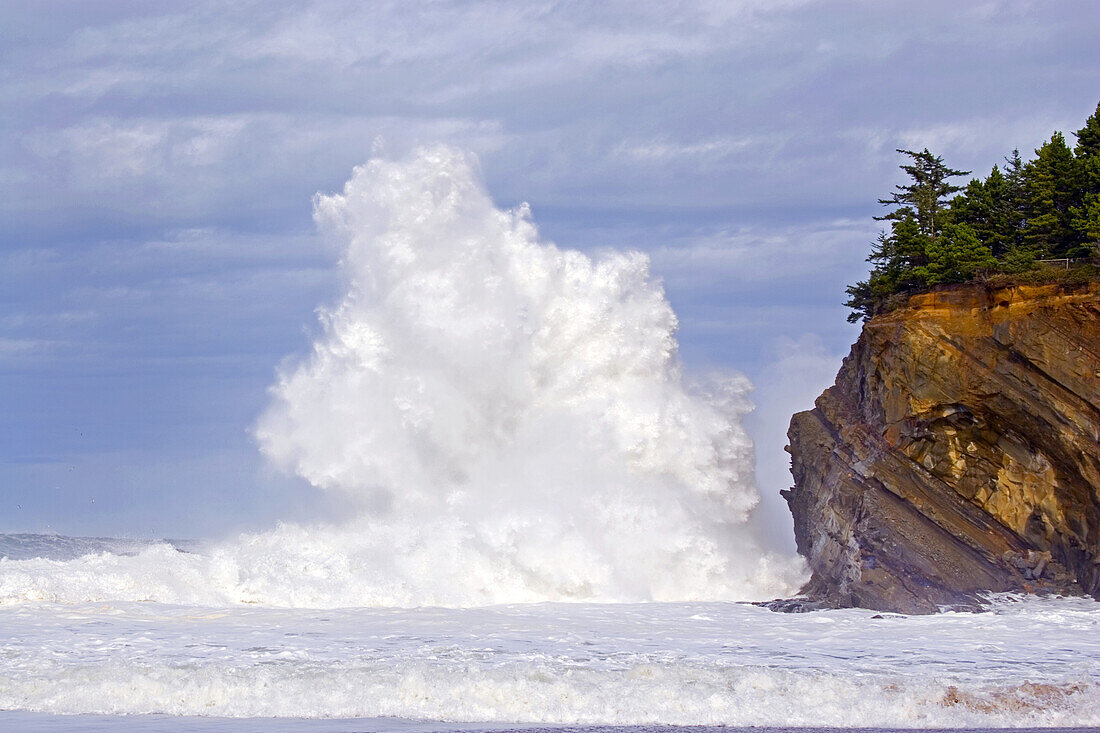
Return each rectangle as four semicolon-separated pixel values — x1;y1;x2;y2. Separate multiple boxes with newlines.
0;147;804;608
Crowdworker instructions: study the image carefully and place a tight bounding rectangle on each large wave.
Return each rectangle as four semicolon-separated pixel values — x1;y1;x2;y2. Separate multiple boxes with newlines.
0;147;805;607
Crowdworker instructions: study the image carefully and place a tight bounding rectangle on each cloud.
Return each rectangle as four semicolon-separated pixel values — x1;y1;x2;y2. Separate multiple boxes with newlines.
0;336;54;360
897;113;1088;166
7;0;1099;240
27;117;247;180
614;136;761;163
9;113;509;238
648;220;876;293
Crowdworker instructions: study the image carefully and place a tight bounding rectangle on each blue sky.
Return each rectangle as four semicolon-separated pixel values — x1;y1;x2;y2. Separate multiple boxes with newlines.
2;0;1099;542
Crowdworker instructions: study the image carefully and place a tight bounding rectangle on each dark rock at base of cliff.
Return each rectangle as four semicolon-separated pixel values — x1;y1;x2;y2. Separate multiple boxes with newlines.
754;597;838;613
784;283;1100;614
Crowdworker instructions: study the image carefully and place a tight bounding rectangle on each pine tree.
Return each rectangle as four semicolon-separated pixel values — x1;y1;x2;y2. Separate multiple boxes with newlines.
846;150;968;321
1002;149;1029;235
1071;102;1100;252
1074;100;1100;158
877;148;970;238
1022;132;1085;257
916;224;997;285
949;176;988;234
998;149;1038;266
950;167;1015;257
1073;196;1100;243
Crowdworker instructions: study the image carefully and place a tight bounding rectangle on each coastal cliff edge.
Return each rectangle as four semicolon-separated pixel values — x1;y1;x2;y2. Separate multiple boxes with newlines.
784;282;1100;613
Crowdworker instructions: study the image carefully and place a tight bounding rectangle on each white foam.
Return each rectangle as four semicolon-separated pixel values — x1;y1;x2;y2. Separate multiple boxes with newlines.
0;147;804;608
1;597;1097;726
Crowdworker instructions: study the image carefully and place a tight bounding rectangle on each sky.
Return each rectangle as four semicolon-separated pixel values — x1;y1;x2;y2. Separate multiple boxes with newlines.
2;0;1099;544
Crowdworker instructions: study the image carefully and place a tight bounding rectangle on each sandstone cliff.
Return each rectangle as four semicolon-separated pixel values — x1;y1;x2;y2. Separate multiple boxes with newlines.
784;282;1100;613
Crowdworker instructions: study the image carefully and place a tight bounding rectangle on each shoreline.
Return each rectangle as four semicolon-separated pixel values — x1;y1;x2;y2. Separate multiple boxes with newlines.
5;714;1100;733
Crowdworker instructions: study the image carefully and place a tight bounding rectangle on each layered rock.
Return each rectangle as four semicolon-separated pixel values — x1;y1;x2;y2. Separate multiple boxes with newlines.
784;283;1100;613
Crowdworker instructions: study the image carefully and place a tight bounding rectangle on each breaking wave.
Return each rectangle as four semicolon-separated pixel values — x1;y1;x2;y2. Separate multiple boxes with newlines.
0;146;804;607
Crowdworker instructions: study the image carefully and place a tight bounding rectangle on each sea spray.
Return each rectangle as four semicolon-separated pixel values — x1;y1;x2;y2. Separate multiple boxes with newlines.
0;146;805;607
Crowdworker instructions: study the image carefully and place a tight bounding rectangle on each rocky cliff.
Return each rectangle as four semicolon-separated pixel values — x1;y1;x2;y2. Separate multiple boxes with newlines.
784;282;1100;613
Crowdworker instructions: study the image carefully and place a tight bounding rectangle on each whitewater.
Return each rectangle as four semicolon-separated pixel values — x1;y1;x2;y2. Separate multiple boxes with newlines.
1;147;1098;729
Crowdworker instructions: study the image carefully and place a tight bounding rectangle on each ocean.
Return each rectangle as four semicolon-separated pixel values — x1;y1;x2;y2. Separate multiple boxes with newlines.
1;533;1098;729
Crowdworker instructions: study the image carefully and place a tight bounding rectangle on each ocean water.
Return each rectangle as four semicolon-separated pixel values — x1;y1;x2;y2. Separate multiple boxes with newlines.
3;149;1096;729
0;537;1098;729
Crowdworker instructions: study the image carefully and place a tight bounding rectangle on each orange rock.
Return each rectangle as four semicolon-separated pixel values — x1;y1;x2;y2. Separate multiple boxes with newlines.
784;282;1100;613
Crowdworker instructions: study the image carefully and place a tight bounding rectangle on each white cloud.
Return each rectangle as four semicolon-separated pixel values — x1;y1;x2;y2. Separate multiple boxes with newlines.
648;220;876;289
614;135;761;162
897;115;1076;160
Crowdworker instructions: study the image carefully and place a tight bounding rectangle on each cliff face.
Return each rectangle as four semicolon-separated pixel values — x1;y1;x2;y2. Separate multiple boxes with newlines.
785;283;1100;613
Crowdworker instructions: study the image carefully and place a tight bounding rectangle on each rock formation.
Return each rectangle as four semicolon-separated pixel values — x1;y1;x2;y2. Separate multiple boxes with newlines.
784;282;1100;613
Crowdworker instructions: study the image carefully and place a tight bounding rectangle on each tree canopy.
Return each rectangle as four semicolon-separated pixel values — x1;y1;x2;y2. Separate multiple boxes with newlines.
846;101;1100;323
876;148;969;239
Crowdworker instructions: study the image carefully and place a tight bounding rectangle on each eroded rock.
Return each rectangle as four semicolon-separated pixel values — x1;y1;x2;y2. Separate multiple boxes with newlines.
784;283;1100;613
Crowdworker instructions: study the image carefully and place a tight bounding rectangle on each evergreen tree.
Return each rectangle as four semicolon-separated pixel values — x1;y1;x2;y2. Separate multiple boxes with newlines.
877;148;970;238
846;150;968;321
949;176;988;232
844;236;891;324
1072;196;1100;243
1071;102;1100;251
1022;132;1086;257
983;166;1016;256
995;149;1040;266
950;167;1015;257
916;224;997;285
1003;149;1027;194
1074;100;1100;158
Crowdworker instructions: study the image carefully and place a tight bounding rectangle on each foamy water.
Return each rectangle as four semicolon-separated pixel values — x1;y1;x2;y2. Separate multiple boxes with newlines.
0;578;1097;727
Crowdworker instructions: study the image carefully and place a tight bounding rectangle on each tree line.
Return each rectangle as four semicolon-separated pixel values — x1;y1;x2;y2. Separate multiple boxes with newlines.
845;100;1100;323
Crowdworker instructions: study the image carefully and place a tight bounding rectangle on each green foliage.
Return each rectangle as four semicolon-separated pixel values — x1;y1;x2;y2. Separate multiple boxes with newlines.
1001;149;1029;245
1000;242;1040;273
1071;105;1100;246
949;166;1016;257
1074;101;1100;158
915;224;997;285
984;262;1100;287
1073;194;1100;242
845;100;1100;323
1022;132;1082;257
877;148;969;238
845;149;967;321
